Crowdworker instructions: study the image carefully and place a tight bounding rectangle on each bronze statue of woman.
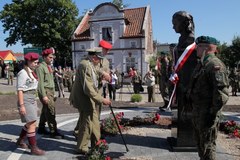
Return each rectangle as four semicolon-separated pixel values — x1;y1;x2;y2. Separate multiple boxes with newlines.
168;11;198;150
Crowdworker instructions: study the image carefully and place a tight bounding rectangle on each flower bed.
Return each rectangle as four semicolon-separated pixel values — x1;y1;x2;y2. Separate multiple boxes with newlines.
219;120;240;138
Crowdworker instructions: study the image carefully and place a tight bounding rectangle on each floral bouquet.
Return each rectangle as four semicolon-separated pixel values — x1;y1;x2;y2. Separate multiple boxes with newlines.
220;120;240;138
101;112;124;136
87;139;111;160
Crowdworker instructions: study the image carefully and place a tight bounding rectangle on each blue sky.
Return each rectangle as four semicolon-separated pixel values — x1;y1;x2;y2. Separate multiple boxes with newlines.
1;0;240;53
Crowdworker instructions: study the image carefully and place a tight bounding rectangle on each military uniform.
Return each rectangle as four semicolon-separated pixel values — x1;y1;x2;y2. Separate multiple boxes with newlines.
8;63;14;85
69;56;104;153
159;52;172;108
64;68;73;92
189;36;229;160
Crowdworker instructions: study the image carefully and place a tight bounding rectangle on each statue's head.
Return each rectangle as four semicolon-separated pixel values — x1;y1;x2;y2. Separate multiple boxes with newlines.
172;11;194;35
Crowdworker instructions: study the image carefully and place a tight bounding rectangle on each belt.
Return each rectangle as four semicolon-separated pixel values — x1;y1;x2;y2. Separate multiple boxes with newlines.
23;90;36;94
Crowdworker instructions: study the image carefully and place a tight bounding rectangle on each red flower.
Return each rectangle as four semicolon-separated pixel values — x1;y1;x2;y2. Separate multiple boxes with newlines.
105;156;111;160
233;129;240;138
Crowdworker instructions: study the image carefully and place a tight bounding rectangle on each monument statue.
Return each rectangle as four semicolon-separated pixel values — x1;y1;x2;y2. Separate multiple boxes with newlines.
168;11;198;151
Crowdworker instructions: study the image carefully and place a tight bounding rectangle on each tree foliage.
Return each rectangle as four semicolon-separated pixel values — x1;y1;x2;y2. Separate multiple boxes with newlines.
112;0;129;9
0;0;79;67
218;36;240;69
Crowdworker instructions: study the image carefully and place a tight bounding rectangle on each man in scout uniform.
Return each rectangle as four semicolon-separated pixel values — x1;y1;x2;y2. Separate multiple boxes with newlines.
188;36;229;160
97;40;112;113
36;47;64;139
69;48;111;154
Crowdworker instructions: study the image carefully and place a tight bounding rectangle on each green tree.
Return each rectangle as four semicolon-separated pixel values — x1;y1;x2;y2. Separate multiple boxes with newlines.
0;0;79;67
219;36;240;69
112;0;129;8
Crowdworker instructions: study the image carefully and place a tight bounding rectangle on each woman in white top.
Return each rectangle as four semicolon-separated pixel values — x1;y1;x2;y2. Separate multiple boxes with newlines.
108;70;118;100
16;52;45;155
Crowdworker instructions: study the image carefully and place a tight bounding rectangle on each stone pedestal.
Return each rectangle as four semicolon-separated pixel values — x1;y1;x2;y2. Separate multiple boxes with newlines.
167;109;197;152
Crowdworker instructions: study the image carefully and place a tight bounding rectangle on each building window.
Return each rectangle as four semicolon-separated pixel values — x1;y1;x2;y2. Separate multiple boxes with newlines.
126;57;136;72
102;27;112;42
79;45;85;50
130;41;137;48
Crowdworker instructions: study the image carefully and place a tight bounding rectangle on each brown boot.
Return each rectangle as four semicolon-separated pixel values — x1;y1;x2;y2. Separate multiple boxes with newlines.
30;145;45;155
16;138;29;149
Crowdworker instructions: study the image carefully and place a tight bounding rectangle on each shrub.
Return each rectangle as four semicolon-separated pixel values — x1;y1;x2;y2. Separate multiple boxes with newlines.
130;94;142;102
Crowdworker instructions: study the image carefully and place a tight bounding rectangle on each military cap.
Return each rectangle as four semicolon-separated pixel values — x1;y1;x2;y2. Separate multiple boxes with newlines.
169;43;177;48
195;36;219;45
160;51;168;55
42;47;55;56
24;52;39;61
87;47;104;59
99;40;112;49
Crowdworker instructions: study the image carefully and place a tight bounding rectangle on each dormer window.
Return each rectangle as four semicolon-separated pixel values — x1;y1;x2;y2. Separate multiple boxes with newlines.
102;27;112;42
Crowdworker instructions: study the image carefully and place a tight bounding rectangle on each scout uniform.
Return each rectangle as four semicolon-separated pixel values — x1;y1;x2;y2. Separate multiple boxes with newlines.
36;47;64;139
188;36;229;160
69;48;104;154
16;52;45;155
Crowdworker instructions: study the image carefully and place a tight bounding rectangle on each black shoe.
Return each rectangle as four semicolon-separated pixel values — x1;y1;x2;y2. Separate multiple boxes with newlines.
50;132;64;139
37;127;50;135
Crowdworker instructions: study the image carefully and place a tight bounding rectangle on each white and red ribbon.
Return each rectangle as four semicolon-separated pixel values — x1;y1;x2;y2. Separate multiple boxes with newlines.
166;42;196;111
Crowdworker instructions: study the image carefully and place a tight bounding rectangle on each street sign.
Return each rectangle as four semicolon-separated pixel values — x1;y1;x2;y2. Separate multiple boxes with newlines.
23;47;42;55
23;47;43;62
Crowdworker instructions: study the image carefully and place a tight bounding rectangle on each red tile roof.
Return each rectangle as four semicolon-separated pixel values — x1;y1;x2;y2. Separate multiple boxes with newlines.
0;50;13;59
73;6;146;40
123;7;146;37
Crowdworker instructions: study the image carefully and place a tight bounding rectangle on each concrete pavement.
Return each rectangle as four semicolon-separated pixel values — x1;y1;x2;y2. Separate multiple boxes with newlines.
0;78;239;159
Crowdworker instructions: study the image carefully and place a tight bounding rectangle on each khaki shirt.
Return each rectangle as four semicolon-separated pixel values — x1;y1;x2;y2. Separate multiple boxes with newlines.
69;58;103;111
36;61;55;98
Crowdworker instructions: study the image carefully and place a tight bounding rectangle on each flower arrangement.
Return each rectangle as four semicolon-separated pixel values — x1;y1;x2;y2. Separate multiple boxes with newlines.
86;139;111;160
220;120;240;138
101;112;124;136
121;112;161;126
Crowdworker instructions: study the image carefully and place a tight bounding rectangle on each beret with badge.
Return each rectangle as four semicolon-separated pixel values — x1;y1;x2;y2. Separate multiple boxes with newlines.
195;36;220;45
24;52;39;61
87;47;104;59
99;40;112;49
42;47;55;56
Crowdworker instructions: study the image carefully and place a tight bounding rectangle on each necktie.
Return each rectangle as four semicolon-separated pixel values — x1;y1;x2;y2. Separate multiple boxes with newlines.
32;71;38;80
48;65;53;73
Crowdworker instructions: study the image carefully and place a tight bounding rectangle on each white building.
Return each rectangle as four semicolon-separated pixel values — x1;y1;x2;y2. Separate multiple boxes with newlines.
71;2;154;76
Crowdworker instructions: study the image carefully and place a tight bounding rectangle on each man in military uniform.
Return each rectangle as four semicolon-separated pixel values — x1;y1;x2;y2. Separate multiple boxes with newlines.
36;47;64;139
188;36;229;160
72;40;112;138
158;51;172;110
69;48;111;154
8;62;14;85
64;67;73;92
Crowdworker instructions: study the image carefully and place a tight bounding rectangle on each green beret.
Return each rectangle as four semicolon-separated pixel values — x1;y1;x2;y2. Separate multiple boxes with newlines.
195;36;219;45
169;43;177;48
160;51;168;55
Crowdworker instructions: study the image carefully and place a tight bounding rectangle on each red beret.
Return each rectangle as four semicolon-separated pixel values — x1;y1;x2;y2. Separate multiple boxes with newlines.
42;47;55;56
99;40;112;49
24;52;39;61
